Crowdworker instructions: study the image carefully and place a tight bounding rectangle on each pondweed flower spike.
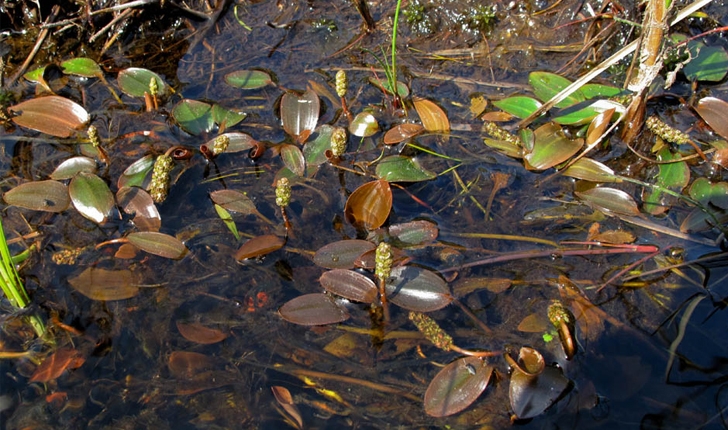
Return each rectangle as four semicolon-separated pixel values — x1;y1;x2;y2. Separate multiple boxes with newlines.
87;125;109;164
275;177;292;233
409;311;501;358
212;134;230;156
646;115;707;161
375;242;393;322
547;300;576;360
149;77;159;110
330;127;347;159
483;122;521;148
149;153;174;203
335;70;352;121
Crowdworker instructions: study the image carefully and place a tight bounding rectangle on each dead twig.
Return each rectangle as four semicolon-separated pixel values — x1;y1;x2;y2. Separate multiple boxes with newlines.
6;5;60;87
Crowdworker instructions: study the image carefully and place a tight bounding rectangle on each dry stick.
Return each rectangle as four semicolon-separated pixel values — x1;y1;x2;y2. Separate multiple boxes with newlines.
6;5;60;87
596;249;660;292
89;0;158;15
89;8;135;43
289;368;421;402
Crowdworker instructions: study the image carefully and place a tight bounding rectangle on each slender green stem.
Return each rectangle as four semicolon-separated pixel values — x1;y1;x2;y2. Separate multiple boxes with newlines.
391;0;402;97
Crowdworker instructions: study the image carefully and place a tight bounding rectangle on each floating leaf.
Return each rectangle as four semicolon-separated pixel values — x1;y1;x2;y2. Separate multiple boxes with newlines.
68;267;140;300
224;69;274;89
344;180;392;230
578;83;623;99
127;232;188;259
30;349;85;383
234;234;285;260
69;172;114;224
375;155;436;182
278;293;349;325
60;57;102;78
492;96;542;119
208;132;259;154
50;156;97;180
424;357;493;417
303;125;335;168
176;321;229;345
10;96;89;137
696;97;728;141
529;71;584;108
586;107;617;146
562;158;619;183
117;67;167;97
319;269;378;303
349;111;379;137
172;99;214;135
313;240;376;269
116;187;161;232
413;97;450;132
385;266;452;312
387;220;439;245
281;89;320;143
280;144;306;177
484;137;522;158
684;41;728;82
383;123;424;145
642;147;690;215
168;351;214;379
214;204;240;240
211;104;246;130
210;189;258;215
118;155;154;189
510;362;569;419
576;187;640;216
688;177;728;209
4;180;70;212
524;122;583;170
368;78;410;98
552;100;623;126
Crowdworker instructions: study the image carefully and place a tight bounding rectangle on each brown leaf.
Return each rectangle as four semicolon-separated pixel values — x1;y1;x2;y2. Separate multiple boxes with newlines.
234;234;285;260
696;97;728;141
344;180;392;230
271;386;304;429
413;97;450;132
168;351;214;379
383;123;424;145
30;348;85;382
176;321;229;344
68;267;140;301
10;96;89;137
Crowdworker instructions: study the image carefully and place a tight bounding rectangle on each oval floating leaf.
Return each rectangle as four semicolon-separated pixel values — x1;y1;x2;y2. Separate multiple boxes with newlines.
313;240;376;269
211;104;246;130
344;180;392;230
689;177;728;209
225;69;274;89
642;147;690;215
383;123;424;145
4;180;70;212
349;111;379;137
61;57;102;78
562;158;619;183
575;187;640;216
278;293;349;325
385;266;452;312
172;99;214;135
524;122;583;170
413;97;450;132
117;67;167;97
50;156;97;180
424;357;493;417
376;155;436;182
529;71;584;108
127;231;188;259
492;96;542;119
116;187;161;232
280;144;306;177
234;234;285;260
281;89;320;143
69;172;114;224
304;125;336;167
210;189;257;215
553;100;623;126
388;220;439;245
319;269;378;303
118;155;155;189
176;321;228;345
684;42;728;82
68;267;140;301
10;95;89;137
696;97;728;141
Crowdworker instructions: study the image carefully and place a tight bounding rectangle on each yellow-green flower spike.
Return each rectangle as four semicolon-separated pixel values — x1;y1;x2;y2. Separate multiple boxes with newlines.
330;127;347;157
149;77;159;97
646;116;690;146
547;300;574;328
483;122;521;147
149;154;173;203
335;70;347;98
375;242;393;281
409;311;453;351
212;134;230;156
87;125;100;147
275;177;291;207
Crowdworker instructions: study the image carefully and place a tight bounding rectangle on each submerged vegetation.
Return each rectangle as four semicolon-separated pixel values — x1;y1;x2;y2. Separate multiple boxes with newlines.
1;0;728;428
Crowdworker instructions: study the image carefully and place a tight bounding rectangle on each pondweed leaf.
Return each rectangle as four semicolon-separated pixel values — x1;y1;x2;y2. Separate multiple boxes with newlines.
529;71;585;108
281;88;320;143
10;95;89;137
383;123;424;145
313;239;376;269
375;155;436;182
234;234;285;260
525;122;583;170
69;172;115;224
424;357;493;417
50;156;97;180
696;97;728;141
210;189;258;215
492;96;542;119
176;321;228;345
60;57;102;78
30;348;85;383
413;97;450;132
344;180;392;230
127;231;188;259
387;220;439;245
224;69;274;89
278;293;349;325
116;187;161;232
562;158;619;183
68;267;140;300
118;155;155;189
575;187;640;216
319;269;378;304
117;67;167;97
349;111;379;137
385;266;452;312
172;99;214;135
280;144;306;177
642;147;690;215
4;180;70;213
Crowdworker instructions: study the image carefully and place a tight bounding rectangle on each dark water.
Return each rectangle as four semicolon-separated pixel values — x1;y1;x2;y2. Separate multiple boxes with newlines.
2;0;728;428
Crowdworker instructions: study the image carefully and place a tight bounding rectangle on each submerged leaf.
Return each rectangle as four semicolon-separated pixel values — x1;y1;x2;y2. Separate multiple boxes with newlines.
68;267;140;300
176;321;228;345
30;348;85;383
4;180;70;213
10;96;89;137
576;187;641;216
344;180;392;230
424;357;493;417
385;266;452;312
278;293;349;325
69;172;114;224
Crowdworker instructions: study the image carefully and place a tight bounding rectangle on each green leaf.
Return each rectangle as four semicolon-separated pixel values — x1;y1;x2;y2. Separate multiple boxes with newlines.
484;137;522;158
210;189;258;215
50;156;97;180
375;155;437;182
303;125;335;167
562;158;620;183
211;104;246;129
69;172;115;224
117;67;167;98
224;69;274;89
214;204;240;240
642;147;690;215
118;155;154;189
349;111;379;137
576;187;641;216
492;96;542;119
127;232;188;259
552;100;624;126
172;99;214;135
279;144;306;177
578;83;623;99
688;177;728;209
684;42;728;82
529;71;584;108
524;123;583;170
61;57;102;78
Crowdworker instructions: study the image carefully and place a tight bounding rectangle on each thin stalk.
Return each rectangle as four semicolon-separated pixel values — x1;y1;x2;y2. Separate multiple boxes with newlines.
391;0;402;106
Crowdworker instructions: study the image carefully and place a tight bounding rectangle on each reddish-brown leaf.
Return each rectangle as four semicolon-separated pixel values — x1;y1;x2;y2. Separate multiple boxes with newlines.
271;386;304;429
30;348;85;382
176;321;229;344
234;234;285;260
344;180;392;230
383;123;424;145
413;97;450;132
10;96;89;137
281;89;320;143
168;351;214;379
696;97;728;141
